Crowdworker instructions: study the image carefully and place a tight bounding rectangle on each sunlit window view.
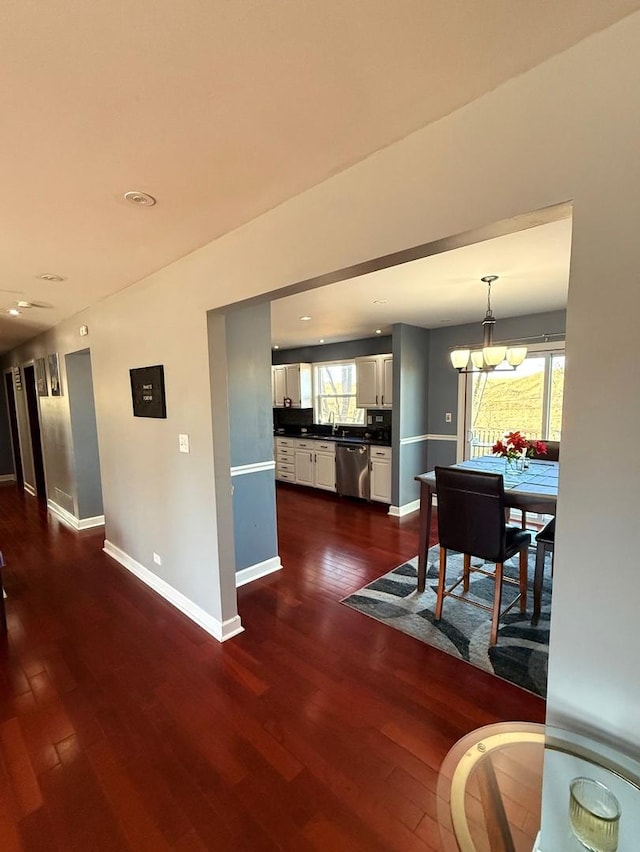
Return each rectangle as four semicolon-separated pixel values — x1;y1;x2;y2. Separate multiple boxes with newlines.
468;350;564;458
314;362;364;425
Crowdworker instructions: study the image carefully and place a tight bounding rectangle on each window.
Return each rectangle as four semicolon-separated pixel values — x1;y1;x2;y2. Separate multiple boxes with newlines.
314;361;364;425
463;345;565;459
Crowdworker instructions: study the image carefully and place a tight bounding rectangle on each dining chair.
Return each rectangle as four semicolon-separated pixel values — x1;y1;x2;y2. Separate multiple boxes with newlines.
519;440;560;529
532;517;554;626
434;467;531;646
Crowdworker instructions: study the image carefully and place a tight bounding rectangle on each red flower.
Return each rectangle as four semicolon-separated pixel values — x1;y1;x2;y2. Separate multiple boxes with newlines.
528;440;547;458
492;439;506;455
504;431;529;452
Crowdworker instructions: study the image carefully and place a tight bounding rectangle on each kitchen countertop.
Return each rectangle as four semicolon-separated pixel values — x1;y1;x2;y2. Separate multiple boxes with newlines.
274;431;391;447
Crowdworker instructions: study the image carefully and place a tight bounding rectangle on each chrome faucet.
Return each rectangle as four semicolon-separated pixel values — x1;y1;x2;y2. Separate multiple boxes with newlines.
328;411;338;435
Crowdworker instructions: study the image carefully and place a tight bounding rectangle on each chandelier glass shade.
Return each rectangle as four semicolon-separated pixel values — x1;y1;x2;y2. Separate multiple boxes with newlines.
450;275;528;373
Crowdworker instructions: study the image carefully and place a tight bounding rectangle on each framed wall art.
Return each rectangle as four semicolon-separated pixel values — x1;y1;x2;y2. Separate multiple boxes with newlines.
48;353;62;396
130;364;167;418
35;357;48;396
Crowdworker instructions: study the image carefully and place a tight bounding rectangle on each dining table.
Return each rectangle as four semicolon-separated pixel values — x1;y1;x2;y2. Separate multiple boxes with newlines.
415;455;559;593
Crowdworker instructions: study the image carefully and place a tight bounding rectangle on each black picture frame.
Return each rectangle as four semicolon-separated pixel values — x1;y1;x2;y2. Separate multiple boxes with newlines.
35;357;48;396
48;353;62;396
130;365;167;418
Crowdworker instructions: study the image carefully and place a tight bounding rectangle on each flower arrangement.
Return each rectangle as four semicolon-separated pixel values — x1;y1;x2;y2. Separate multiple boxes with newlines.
492;431;547;463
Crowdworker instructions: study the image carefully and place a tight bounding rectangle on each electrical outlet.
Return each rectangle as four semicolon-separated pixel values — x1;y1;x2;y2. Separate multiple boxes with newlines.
445;412;452;423
179;434;190;453
79;325;88;336
153;552;162;566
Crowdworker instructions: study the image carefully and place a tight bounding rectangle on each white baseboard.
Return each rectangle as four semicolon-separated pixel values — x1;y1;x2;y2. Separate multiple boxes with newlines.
0;474;16;483
235;555;282;587
47;499;105;531
103;539;244;643
24;482;36;497
389;498;420;517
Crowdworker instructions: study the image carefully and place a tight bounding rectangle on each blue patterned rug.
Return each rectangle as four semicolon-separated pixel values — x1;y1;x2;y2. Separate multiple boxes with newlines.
342;546;551;697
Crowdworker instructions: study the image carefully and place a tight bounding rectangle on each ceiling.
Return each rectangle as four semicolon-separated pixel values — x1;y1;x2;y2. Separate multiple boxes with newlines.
1;0;637;354
270;217;572;349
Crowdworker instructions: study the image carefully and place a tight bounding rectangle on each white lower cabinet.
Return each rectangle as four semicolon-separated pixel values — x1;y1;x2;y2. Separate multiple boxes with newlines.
275;437;336;492
313;444;337;492
293;444;315;486
370;446;392;503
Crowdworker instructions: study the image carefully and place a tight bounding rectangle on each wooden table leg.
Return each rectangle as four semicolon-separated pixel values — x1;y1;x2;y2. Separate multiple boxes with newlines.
417;482;433;593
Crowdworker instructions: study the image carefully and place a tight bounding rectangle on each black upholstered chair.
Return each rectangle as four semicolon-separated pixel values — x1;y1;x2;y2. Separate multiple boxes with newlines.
532;517;555;626
434;467;531;646
519;440;560;529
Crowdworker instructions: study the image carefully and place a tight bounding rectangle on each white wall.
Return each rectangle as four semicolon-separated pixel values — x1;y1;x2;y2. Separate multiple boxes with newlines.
3;12;640;774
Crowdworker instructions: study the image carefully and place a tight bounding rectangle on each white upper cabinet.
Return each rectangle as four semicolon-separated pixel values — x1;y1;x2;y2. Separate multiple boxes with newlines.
272;363;312;408
355;355;393;408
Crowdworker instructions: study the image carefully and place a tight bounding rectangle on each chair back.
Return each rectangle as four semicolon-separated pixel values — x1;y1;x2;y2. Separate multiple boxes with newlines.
435;467;507;564
531;440;560;461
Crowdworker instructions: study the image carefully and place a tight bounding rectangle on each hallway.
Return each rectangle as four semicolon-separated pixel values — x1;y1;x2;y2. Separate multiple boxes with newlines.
0;483;544;851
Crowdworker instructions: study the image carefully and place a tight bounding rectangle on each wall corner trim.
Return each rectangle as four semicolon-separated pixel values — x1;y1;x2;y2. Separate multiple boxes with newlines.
24;483;37;497
0;474;16;483
389;499;420;518
103;539;244;643
47;499;105;531
235;555;282;587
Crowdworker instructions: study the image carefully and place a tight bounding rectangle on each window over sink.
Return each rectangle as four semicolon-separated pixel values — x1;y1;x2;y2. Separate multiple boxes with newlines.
314;361;364;426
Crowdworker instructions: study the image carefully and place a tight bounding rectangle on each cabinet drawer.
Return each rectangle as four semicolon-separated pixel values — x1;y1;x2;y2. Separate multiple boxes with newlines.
277;461;295;474
370;446;392;460
277;448;295;460
293;439;314;450
277;471;296;482
275;437;293;447
313;441;336;453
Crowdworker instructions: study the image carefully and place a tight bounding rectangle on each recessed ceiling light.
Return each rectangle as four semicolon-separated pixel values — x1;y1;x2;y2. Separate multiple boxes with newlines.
373;299;388;304
17;301;32;309
7;308;20;317
299;316;312;322
375;329;383;335
319;339;325;344
273;345;280;350
124;190;157;207
38;273;65;282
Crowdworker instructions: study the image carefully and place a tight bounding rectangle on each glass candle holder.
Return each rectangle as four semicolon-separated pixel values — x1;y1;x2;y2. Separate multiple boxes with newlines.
569;776;621;852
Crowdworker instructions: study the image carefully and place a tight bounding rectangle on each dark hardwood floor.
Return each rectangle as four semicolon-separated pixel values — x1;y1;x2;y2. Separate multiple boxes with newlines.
0;482;544;851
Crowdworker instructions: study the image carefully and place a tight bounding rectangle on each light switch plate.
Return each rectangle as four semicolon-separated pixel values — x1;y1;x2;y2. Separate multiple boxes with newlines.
179;434;190;453
445;412;452;423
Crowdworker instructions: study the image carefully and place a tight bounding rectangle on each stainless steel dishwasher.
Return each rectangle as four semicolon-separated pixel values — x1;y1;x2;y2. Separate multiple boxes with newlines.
335;443;370;499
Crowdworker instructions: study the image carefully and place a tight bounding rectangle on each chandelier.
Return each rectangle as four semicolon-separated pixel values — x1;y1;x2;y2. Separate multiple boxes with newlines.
450;275;528;373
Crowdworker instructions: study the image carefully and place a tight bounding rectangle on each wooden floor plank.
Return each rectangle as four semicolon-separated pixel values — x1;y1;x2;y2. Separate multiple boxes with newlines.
0;482;544;849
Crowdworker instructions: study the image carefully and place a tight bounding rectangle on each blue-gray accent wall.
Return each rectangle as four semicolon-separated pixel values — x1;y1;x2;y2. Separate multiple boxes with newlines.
392;323;430;507
66;349;104;518
225;302;278;572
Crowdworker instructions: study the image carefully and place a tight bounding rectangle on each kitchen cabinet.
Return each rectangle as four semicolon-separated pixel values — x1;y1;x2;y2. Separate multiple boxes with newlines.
293;441;315;487
312;441;337;492
355;355;393;409
274;437;296;482
275;437;336;492
370;446;392;503
272;363;312;408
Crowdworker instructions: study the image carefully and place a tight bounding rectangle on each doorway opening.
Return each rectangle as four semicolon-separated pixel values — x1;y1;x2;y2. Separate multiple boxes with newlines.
3;371;23;488
23;364;47;501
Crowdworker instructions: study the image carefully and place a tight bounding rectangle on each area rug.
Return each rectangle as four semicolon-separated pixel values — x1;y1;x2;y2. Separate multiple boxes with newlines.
342;546;551;697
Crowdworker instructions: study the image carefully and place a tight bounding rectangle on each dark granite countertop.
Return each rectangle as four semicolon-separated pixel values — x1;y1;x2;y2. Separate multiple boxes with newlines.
274;430;391;447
